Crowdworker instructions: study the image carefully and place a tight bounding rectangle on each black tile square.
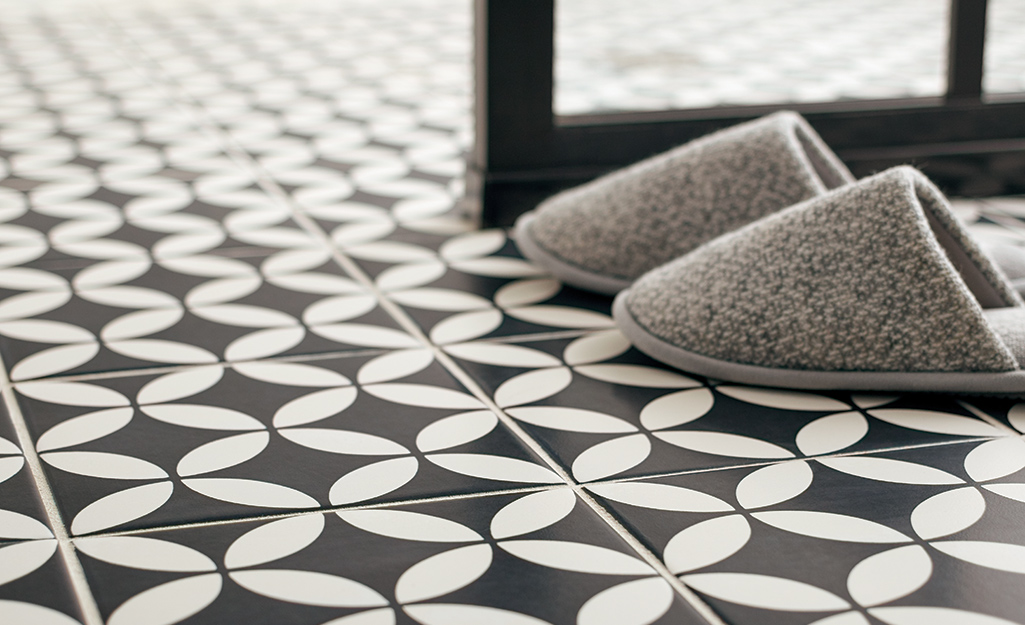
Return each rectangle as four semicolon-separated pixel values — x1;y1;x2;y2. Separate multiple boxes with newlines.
588;441;1025;625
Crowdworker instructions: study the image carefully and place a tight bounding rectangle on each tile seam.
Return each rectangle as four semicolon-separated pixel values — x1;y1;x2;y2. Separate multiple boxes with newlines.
0;364;105;625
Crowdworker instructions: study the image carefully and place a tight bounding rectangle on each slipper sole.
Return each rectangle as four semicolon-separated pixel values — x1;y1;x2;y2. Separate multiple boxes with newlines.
514;212;632;296
613;290;1025;395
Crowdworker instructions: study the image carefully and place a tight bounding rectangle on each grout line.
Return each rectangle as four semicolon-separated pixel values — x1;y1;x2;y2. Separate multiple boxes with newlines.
0;360;105;625
959;400;1021;435
570;484;729;625
75;483;565;539
13;346;390;385
581;435;1002;487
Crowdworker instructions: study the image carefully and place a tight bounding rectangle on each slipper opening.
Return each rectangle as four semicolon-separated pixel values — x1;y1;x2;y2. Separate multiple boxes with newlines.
791;118;854;191
915;180;1017;310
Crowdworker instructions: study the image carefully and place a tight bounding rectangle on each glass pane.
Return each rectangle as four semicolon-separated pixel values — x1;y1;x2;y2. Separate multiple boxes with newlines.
555;0;948;116
984;0;1025;95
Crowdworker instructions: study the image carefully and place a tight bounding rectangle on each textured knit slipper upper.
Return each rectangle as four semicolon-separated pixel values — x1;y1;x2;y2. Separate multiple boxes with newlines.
613;166;1025;394
514;111;855;295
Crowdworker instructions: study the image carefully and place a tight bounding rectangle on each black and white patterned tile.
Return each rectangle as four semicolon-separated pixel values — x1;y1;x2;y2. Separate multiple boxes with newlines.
0;403;85;625
588;440;1025;625
75;488;704;625
14;351;561;535
448;329;1018;482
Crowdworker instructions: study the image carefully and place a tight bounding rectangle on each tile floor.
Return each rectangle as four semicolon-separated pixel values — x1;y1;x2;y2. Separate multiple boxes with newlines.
1;1;1025;624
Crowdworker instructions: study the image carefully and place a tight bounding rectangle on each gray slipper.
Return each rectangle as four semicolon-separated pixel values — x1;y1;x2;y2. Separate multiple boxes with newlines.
514;111;855;295
613;166;1025;394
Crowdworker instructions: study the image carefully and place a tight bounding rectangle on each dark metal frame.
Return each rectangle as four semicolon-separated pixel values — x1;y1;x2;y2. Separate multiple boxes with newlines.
468;0;1025;226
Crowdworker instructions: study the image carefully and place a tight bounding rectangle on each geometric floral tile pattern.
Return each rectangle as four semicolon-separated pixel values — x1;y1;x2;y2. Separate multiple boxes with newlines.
588;441;1025;625
449;330;1019;483
14;352;560;534
75;489;706;625
0;0;1024;624
0;247;407;379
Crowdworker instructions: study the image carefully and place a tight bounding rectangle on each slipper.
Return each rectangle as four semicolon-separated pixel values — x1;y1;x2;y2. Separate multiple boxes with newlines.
613;166;1025;394
514;111;856;295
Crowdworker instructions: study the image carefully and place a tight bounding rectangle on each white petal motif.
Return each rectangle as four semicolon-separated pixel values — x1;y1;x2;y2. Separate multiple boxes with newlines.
390;288;492;312
312;324;420;349
404;604;552;625
506;407;636;434
930;540;1025;574
716;387;849;411
868;409;1000;437
329;457;419;505
963;438;1025;482
572;434;651;483
752;511;910;543
869;606;1019;625
224;327;306;361
0;510;53;540
0;600;82;625
176;432;270;477
795;412;869;456
224;514;326;569
429;310;504;345
375;261;447;292
16;381;129;407
490;488;576;539
0;319;94;344
664;515;751;574
108;573;222;625
416;411;498;453
655;431;794;459
0;540;57;586
562;331;631;366
363;384;483;410
807;613;871;625
337;509;481;543
427;454;560;484
817;457;963;485
577;578;673;625
10;343;100;381
100;308;184;341
357;349;435;385
230;569;389;607
71;482;174;535
141;405;265;431
183;478;318;509
35;407;134;452
444;342;561;368
136;366;224;405
588;482;732;513
638;388;715;431
321;607;396;625
106;339;218;365
233;361;351;388
910;487;986;540
278;429;409;455
735;461;814;509
494;368;572;408
504;306;613;329
439;230;506;261
42;451;167;480
493;279;560;309
394;544;493;603
272;387;359;428
1007;403;1025;434
682;572;850;611
498;540;651;575
573;365;698;388
75;536;215;572
846;545;931;607
983;483;1025;503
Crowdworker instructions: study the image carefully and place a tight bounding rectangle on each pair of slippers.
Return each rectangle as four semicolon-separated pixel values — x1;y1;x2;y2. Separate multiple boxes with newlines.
515;112;1025;394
